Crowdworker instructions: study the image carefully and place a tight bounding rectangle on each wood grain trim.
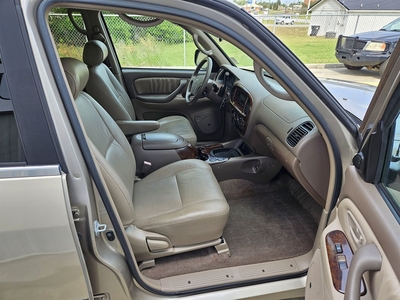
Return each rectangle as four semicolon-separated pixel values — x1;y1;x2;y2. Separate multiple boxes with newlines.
176;144;224;160
176;146;198;160
199;144;223;155
325;230;366;295
134;77;181;94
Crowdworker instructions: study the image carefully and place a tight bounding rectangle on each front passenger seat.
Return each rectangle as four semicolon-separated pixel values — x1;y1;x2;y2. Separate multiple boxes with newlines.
82;40;197;146
61;57;229;265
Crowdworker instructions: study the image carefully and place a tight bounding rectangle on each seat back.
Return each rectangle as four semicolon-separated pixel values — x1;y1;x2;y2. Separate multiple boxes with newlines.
83;40;136;121
62;57;135;226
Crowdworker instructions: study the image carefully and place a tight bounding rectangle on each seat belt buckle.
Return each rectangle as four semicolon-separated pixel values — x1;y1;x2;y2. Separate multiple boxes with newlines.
140;161;152;177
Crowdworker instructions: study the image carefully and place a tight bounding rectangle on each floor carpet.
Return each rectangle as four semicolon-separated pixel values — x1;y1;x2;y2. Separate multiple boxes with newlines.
142;171;322;280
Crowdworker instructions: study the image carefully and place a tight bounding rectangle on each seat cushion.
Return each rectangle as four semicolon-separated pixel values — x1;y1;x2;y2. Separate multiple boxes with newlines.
133;159;229;246
154;116;197;146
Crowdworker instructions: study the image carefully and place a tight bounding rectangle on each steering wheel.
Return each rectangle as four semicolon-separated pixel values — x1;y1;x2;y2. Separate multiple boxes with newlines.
185;56;212;105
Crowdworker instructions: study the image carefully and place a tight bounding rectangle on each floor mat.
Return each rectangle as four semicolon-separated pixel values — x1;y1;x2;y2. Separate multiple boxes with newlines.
141;171;321;279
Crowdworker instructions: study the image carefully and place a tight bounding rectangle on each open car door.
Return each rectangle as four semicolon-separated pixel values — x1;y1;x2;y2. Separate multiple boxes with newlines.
305;45;400;299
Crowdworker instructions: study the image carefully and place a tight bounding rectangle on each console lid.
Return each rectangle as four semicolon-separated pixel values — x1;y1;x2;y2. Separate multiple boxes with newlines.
142;133;188;150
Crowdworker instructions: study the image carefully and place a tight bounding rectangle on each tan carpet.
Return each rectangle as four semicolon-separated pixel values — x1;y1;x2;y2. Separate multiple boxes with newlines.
141;171;321;279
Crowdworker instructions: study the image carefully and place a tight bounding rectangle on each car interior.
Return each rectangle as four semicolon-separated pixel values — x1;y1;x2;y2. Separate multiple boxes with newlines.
50;5;329;291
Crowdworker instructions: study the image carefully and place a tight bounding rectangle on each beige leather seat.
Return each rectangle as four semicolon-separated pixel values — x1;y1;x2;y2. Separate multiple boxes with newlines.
61;57;229;264
82;40;197;146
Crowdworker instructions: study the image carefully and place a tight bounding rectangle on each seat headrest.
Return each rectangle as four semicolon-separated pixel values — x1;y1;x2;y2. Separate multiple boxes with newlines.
83;40;109;67
61;57;89;99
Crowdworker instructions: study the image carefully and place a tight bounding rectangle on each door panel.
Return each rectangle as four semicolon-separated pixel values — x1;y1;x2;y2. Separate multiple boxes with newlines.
122;69;225;141
123;69;193;100
133;77;187;103
306;166;400;300
0;165;91;300
307;43;400;300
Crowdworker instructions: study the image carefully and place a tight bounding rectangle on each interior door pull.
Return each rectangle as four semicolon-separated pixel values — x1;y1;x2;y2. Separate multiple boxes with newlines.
344;243;382;300
350;226;364;245
136;79;187;103
347;210;366;247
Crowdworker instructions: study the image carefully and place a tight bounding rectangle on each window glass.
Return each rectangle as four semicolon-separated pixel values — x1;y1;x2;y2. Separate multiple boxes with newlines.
382;17;400;31
382;113;400;212
103;14;195;68
209;35;253;70
0;58;26;163
48;9;87;60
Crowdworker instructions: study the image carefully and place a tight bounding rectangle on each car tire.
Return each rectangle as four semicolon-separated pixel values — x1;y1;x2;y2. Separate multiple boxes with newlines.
379;59;389;77
291;21;294;25
281;21;284;25
344;64;363;71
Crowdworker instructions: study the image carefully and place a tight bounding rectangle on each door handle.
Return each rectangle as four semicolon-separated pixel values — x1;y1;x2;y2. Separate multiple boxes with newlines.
344;243;382;300
347;211;366;247
349;225;364;245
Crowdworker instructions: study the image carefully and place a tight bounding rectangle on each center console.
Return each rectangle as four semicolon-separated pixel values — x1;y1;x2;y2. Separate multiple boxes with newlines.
131;133;242;176
131;132;189;175
131;133;281;184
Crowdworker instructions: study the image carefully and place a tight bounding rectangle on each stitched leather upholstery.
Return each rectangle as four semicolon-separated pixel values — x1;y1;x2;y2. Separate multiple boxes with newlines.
82;40;197;145
61;58;229;258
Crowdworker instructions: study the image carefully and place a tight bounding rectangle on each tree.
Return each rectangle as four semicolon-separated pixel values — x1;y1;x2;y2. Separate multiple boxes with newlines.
233;0;247;6
258;2;270;9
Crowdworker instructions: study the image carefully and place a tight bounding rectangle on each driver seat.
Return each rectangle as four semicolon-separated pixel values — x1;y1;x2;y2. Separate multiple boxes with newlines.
82;40;197;145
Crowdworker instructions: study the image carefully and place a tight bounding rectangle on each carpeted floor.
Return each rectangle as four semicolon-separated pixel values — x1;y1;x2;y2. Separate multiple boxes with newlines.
141;171;322;280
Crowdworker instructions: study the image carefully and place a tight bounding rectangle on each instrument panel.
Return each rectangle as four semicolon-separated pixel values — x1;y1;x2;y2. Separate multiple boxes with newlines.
229;85;252;135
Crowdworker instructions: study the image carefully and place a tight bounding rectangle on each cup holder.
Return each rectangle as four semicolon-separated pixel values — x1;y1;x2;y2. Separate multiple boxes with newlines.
210;148;241;158
196;146;241;164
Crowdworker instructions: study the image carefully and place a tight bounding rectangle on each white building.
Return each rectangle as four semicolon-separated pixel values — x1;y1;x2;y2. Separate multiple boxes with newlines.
308;0;400;37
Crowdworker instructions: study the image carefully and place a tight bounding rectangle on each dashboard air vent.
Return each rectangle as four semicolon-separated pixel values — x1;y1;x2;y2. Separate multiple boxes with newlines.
244;101;251;115
286;121;314;147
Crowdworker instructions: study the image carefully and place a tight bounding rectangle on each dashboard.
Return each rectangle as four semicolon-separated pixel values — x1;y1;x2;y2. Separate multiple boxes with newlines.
212;65;330;206
230;85;252;135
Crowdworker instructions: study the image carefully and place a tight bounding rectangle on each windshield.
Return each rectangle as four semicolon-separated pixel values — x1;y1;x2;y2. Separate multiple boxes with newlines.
381;17;400;31
209;35;254;70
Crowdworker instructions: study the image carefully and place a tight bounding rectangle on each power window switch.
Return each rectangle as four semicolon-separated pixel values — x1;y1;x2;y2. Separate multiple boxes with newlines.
337;255;347;269
335;243;343;253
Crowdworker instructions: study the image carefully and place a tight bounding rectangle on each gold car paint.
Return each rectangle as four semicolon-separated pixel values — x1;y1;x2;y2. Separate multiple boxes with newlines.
0;165;91;299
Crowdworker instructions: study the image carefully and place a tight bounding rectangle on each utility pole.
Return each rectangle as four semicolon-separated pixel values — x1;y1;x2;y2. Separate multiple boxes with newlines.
306;0;311;19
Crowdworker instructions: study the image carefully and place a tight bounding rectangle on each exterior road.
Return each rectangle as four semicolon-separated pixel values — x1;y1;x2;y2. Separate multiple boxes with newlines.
308;65;381;87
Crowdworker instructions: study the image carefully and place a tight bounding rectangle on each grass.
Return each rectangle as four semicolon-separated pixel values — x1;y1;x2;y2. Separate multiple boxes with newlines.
270;27;338;64
55;27;338;67
56;44;83;61
113;39;198;67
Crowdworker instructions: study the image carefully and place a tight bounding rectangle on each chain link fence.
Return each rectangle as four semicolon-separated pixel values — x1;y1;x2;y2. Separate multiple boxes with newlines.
49;13;399;66
103;14;194;67
48;13;87;60
49;13;194;67
254;14;399;36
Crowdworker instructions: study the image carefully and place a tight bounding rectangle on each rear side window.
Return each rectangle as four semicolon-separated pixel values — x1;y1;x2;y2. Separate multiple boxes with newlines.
103;13;195;68
48;9;87;60
0;53;26;164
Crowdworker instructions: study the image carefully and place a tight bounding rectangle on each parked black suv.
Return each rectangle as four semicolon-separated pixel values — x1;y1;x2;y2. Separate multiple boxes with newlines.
335;17;400;76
